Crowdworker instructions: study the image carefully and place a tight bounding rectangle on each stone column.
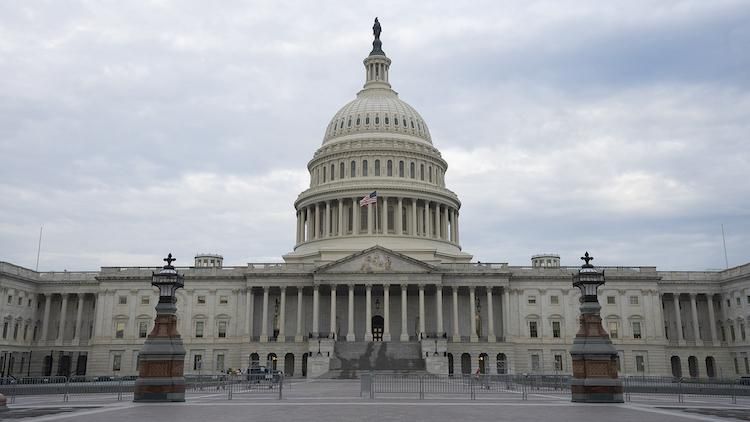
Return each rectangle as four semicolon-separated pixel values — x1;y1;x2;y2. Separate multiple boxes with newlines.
436;286;444;335
305;207;312;241
397;197;403;235
424;201;430;237
380;196;386;234
347;285;355;341
707;294;718;345
469;287;478;342
260;286;269;342
486;287;495;342
338;199;344;236
690;293;701;344
315;203;321;239
383;285;391;341
295;287;303;342
411;198;418;236
73;293;85;344
442;205;449;240
455;211;460;244
400;284;409;341
434;203;440;239
329;285;337;339
277;287;286;342
365;285;373;341
57;294;68;343
325;201;331;237
352;197;359;235
312;285;320;337
673;293;684;343
93;292;105;338
502;288;510;340
245;288;254;338
449;209;455;242
418;285;426;337
452;286;460;342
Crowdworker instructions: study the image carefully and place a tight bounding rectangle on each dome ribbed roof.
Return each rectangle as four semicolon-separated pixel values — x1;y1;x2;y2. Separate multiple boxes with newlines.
322;88;432;145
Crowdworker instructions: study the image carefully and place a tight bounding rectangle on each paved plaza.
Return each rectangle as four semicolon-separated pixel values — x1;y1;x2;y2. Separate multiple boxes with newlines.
4;380;750;422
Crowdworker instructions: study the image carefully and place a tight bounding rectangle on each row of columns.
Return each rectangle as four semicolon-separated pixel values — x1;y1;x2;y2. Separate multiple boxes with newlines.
38;293;91;345
667;293;719;345
247;284;502;343
295;197;459;245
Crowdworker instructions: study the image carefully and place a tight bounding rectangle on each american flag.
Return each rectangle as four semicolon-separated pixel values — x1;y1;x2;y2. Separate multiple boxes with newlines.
359;191;377;207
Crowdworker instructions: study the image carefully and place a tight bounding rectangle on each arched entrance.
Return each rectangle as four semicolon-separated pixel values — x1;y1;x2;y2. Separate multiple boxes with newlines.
447;353;454;376
478;353;488;374
496;353;507;374
670;356;682;378
302;353;309;377
249;353;260;370
43;355;53;376
461;353;471;374
284;353;295;376
688;356;699;378
58;355;71;376
267;353;277;371
76;354;87;375
372;315;384;342
706;356;716;378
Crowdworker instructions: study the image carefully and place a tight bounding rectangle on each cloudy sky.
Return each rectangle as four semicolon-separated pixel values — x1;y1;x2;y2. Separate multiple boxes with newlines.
1;0;748;271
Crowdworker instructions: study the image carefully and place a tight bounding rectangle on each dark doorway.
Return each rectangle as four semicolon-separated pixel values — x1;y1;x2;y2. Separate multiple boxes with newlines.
249;353;260;370
447;353;454;376
284;353;294;377
496;353;507;374
461;353;471;374
267;353;277;370
302;353;308;377
76;354;88;375
671;356;682;378
706;356;716;378
43;355;53;376
688;356;699;378
372;315;384;342
58;354;71;377
479;353;488;374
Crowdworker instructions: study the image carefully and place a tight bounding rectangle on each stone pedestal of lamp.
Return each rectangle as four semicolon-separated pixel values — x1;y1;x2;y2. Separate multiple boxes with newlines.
569;252;623;403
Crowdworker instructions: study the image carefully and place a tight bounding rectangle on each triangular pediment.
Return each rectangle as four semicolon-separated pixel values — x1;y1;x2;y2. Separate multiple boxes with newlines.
314;246;436;274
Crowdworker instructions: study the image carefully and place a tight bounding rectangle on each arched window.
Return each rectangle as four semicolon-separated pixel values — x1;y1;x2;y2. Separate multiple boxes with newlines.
394;116;399;126
366;115;370;125
496;353;507;374
411;120;415;128
706;356;716;378
340;120;344;129
403;118;407;127
340;162;345;179
363;160;368;177
387;160;393;176
374;160;380;176
420;164;424;180
671;356;682;378
385;116;389;125
331;164;335;181
350;161;356;177
399;161;404;177
375;115;380;124
356;116;360;125
347;118;351;127
284;353;295;377
410;162;415;179
688;356;699;378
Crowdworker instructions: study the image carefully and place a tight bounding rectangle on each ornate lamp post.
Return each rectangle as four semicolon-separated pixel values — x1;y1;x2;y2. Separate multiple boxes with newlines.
134;253;187;402
569;252;623;403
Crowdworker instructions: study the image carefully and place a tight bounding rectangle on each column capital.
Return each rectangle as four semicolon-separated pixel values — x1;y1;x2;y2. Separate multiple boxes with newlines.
689;292;697;298
401;284;408;290
279;286;287;292
418;284;425;289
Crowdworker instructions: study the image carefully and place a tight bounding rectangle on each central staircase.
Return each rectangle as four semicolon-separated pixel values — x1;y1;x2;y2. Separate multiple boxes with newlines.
325;341;425;379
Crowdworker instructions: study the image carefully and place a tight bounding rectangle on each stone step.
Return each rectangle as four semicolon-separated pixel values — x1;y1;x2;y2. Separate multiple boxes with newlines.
330;341;425;372
323;369;430;380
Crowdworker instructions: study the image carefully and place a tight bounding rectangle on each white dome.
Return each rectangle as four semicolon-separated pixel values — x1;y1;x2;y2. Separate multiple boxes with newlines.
322;89;432;145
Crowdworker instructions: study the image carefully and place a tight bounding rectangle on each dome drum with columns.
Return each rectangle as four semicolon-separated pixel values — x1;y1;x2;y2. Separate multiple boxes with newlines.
284;21;470;264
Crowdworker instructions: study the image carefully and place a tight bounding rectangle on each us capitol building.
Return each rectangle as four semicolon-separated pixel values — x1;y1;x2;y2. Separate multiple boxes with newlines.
1;20;749;380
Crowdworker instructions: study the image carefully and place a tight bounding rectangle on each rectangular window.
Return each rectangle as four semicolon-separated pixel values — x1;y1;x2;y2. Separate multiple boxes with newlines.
2;322;7;339
398;161;404;177
115;322;125;339
731;325;736;342
17;297;22;305
387;160;392;176
629;296;639;305
219;296;228;305
734;357;740;374
218;321;227;338
13;323;18;339
721;326;727;342
27;299;31;307
632;321;642;339
554;354;563;371
635;355;645;373
23;324;28;340
197;296;206;305
141;296;150;305
550;295;559;305
527;296;536;305
139;321;148;338
7;295;11;304
216;354;225;372
738;297;742;306
607;296;616;305
529;321;538;338
194;354;203;371
531;354;540;372
195;321;204;338
745;357;750;374
747;295;750;304
113;354;122;371
608;321;619;339
552;321;561;338
118;296;127;305
742;324;747;341
375;160;380;176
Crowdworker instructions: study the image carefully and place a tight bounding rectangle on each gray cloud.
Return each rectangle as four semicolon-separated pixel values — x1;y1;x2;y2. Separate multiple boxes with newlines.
0;1;747;271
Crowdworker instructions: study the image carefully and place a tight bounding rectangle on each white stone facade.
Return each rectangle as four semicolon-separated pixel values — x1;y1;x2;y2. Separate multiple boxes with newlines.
1;25;748;380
